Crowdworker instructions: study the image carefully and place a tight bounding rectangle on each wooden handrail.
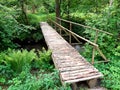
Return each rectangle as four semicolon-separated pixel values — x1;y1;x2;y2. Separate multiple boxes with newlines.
50;19;98;47
56;17;113;36
49;19;109;64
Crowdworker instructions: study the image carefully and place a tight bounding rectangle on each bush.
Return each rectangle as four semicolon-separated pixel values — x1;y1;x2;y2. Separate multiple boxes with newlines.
32;48;53;70
8;70;71;90
0;48;52;74
37;48;52;68
95;58;120;90
0;4;34;50
3;49;36;73
115;46;120;57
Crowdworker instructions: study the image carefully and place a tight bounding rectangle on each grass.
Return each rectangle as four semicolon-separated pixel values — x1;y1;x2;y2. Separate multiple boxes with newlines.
28;13;55;24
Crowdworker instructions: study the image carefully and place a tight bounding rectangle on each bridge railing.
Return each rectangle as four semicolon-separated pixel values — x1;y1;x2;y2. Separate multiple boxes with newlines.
49;17;113;64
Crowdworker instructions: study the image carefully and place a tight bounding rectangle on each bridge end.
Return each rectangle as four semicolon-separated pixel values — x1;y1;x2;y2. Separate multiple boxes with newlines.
40;22;48;26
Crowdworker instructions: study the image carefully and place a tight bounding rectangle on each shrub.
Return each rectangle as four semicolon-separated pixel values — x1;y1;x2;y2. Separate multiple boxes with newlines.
3;49;37;73
0;4;34;50
115;46;120;57
0;51;14;80
33;48;53;70
95;58;120;90
8;70;71;90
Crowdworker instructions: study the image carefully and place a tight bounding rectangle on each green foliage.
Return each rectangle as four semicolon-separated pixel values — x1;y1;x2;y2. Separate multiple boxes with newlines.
62;16;85;36
0;4;34;50
0;48;53;74
81;7;119;90
28;14;45;26
0;49;67;89
37;48;52;64
115;46;120;57
95;58;120;90
33;48;53;70
0;48;71;90
27;13;55;42
3;49;36;73
42;0;55;13
0;52;14;80
73;1;119;90
28;13;55;25
0;65;14;81
8;70;71;90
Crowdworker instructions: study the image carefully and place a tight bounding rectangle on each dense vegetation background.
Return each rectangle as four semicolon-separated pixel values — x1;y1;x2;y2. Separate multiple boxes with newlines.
0;0;120;90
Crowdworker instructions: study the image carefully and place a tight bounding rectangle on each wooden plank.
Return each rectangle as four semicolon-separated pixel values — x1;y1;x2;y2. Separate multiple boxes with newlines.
64;74;103;83
57;63;87;68
62;73;101;81
56;60;84;64
61;68;98;76
59;66;96;72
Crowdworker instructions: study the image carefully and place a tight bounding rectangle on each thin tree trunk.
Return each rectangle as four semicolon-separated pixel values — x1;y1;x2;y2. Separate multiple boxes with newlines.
55;0;60;23
20;0;29;24
67;0;70;19
109;0;114;7
32;5;36;13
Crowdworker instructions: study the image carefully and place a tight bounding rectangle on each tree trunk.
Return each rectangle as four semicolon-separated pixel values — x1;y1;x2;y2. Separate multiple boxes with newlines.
20;0;29;25
32;5;36;14
109;0;114;7
67;0;70;19
55;0;60;23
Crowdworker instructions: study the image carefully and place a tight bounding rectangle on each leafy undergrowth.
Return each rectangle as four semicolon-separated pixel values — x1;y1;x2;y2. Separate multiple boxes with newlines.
0;48;70;90
82;45;120;90
98;46;120;90
82;38;120;90
95;57;120;90
28;13;55;25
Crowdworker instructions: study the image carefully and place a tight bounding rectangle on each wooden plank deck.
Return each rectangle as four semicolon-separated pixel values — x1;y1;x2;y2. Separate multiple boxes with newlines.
40;22;103;84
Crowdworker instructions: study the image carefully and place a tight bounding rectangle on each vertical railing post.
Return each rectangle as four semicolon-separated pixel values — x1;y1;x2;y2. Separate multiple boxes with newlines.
50;19;52;26
59;19;62;35
92;30;99;64
55;17;57;30
54;24;57;31
69;22;72;44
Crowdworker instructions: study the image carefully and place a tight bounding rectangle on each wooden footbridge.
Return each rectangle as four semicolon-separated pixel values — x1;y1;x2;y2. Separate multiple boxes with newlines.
40;18;112;89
